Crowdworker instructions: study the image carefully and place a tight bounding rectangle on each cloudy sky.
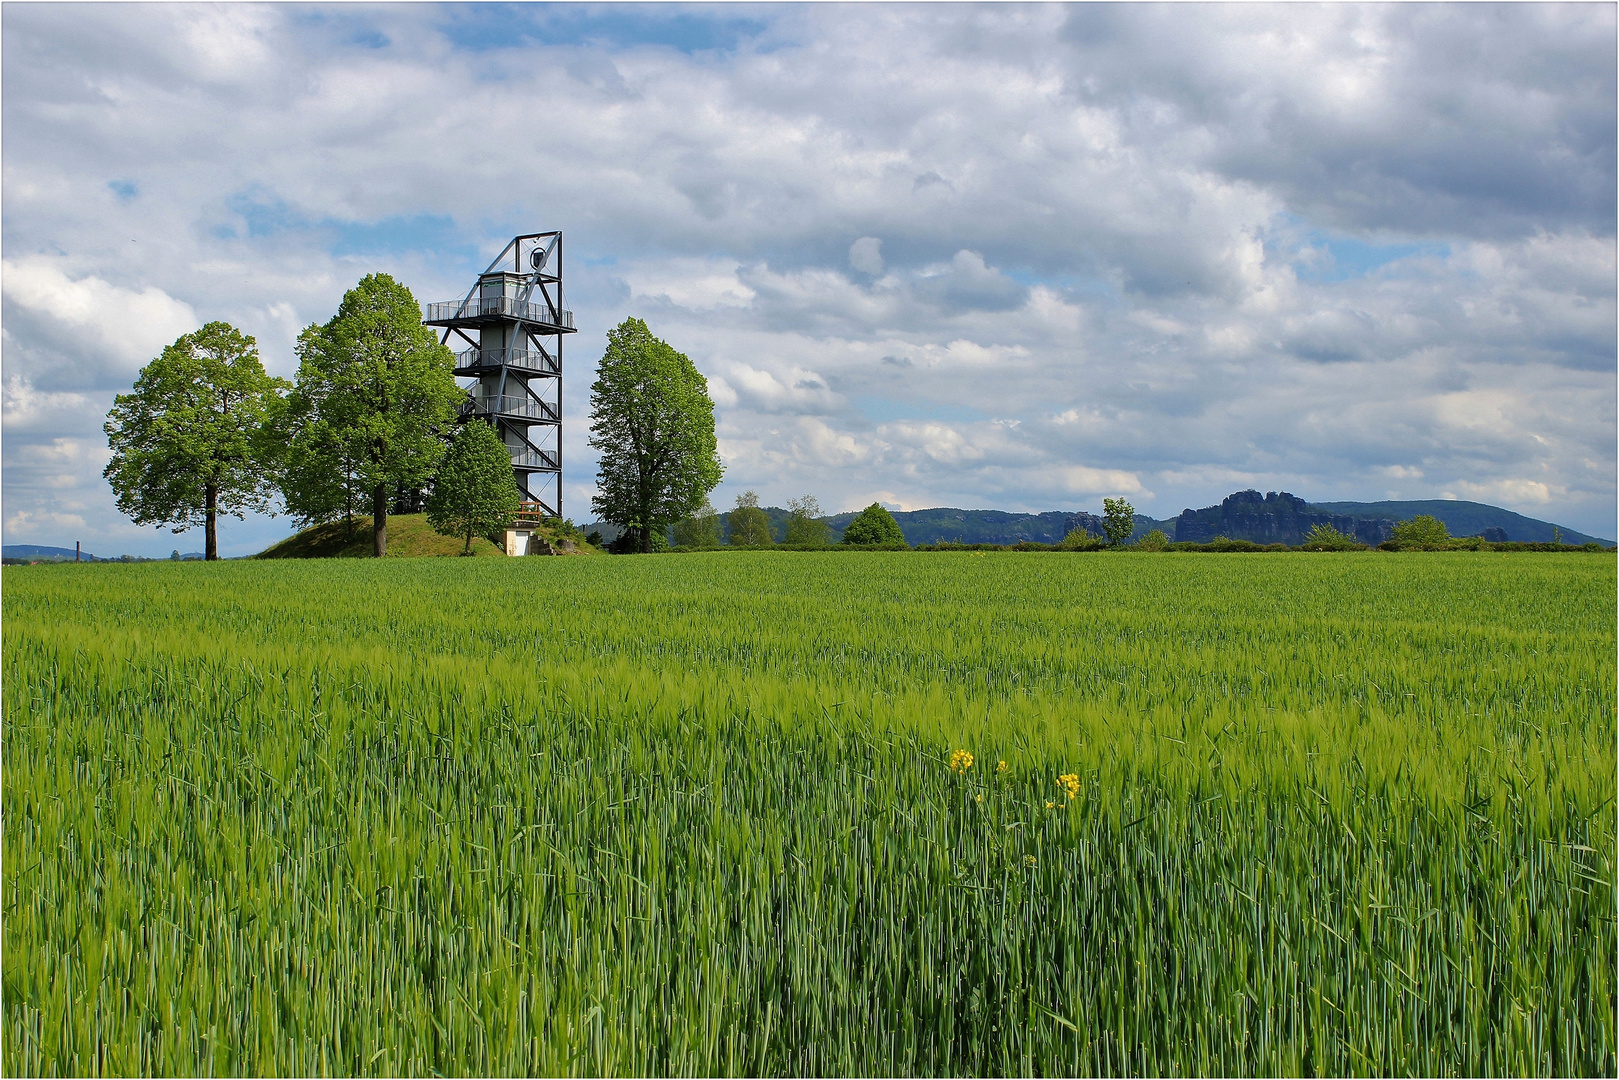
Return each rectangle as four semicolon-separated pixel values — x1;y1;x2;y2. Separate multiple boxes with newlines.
3;2;1614;556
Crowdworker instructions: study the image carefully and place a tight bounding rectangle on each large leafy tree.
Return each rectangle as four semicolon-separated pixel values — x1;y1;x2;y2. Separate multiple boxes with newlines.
1102;497;1136;547
103;322;286;560
842;503;907;546
282;274;460;556
427;421;522;555
588;318;723;553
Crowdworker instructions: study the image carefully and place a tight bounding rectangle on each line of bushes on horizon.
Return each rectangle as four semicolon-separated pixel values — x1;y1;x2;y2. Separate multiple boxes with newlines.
650;538;1613;555
643;515;1614;555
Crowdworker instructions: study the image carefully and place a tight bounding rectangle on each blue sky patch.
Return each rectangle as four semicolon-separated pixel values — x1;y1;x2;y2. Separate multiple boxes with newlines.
436;3;771;55
852;396;988;425
1297;233;1450;282
328;213;463;258
107;180;138;200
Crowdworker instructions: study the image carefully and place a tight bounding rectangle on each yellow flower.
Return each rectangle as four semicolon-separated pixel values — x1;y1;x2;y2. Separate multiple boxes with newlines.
996;760;1009;775
1057;773;1081;799
1024;855;1037;867
949;749;975;774
975;794;983;804
1045;800;1056;810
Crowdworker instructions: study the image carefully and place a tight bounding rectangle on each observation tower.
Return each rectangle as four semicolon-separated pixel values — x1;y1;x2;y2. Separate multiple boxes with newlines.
424;232;576;517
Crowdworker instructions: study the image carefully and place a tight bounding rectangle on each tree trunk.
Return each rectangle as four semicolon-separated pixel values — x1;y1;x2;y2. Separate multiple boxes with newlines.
205;483;218;561
464;524;473;556
373;484;387;557
641;524;652;554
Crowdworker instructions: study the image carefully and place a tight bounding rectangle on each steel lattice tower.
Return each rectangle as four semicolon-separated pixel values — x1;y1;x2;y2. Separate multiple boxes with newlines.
424;232;576;517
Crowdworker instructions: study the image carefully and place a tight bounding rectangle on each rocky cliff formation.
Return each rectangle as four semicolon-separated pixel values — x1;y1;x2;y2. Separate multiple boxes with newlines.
1174;490;1393;546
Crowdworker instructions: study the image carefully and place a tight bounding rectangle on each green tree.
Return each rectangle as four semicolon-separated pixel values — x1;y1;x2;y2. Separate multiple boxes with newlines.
427;421;522;555
588;318;724;553
673;499;721;548
1101;497;1136;547
842;503;907;546
103;321;287;561
281;274;459;557
1387;515;1449;549
727;490;775;547
273;395;370;540
784;494;832;546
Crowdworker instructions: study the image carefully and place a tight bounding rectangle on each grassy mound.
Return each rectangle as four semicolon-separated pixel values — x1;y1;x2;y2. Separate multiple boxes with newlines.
255;514;504;559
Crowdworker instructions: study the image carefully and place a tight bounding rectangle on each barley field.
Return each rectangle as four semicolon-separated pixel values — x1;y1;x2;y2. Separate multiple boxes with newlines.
4;552;1614;1075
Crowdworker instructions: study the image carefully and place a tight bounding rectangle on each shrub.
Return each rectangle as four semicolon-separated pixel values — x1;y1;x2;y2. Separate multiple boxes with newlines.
1137;529;1170;552
1056;527;1103;552
842;503;907;547
1301;523;1368;552
1203;536;1264;552
1384;515;1450;550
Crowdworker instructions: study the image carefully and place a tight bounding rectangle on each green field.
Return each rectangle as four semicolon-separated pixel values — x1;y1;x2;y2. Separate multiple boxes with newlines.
4;553;1614;1075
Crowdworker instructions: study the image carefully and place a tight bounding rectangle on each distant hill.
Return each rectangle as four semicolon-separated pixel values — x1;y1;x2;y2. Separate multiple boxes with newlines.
1174;491;1393;546
589;507;1174;547
1172;490;1612;547
3;545;103;562
586;492;1608;549
821;507;1175;546
1307;499;1611;546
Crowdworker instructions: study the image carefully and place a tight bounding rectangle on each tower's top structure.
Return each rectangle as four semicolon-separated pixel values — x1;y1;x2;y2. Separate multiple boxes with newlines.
425;232;576;518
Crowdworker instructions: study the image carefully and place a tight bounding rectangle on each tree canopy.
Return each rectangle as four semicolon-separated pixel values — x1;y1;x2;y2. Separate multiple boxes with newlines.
588;318;723;553
1102;497;1136;547
1387;515;1450;549
103;321;286;560
427;421;522;555
280;274;459;556
842;503;907;546
784;494;832;546
673;499;721;548
727;490;774;547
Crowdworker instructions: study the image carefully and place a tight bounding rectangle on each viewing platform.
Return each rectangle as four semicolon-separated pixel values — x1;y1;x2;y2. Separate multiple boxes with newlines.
511;448;559;471
425;296;576;331
460;392;560;425
452;346;560;378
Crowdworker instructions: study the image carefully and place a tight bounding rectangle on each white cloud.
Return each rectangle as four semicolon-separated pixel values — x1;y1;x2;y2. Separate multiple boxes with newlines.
624;258;757;310
849;237;884;274
2;258;198;368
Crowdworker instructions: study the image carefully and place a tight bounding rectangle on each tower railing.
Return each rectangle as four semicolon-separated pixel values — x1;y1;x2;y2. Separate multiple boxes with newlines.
511;448;559;471
453;346;560;375
426;296;574;329
462;392;559;424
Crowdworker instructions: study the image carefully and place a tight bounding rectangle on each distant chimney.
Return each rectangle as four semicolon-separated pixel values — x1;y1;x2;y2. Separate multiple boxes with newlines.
75;541;80;563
